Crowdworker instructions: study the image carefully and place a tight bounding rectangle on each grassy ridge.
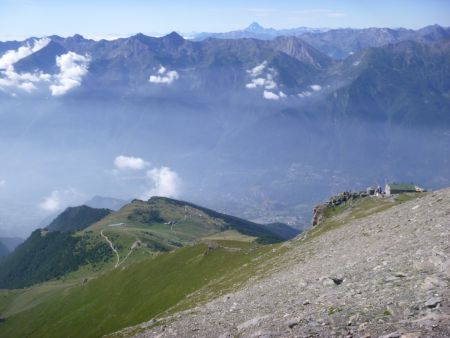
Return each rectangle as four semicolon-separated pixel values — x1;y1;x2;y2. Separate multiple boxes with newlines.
0;241;274;338
0;197;295;290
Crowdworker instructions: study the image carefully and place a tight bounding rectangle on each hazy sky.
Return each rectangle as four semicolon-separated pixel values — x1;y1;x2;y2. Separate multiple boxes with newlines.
0;0;449;40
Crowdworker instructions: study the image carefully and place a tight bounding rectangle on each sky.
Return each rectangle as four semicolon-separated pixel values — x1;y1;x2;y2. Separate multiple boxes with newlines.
0;0;449;40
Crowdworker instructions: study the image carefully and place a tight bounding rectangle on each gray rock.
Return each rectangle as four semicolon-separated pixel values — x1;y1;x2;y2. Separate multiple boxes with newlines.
425;296;442;308
286;319;299;329
378;332;401;338
394;272;407;278
237;315;269;332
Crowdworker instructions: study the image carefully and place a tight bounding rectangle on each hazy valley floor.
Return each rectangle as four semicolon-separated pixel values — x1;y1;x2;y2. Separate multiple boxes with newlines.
127;190;450;338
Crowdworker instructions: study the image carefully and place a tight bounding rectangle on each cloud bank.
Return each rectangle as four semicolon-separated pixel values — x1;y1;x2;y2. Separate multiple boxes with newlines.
0;38;50;70
114;155;149;170
247;61;267;77
0;38;53;94
263;90;287;101
50;52;90;96
149;65;179;84
0;40;90;96
245;61;286;100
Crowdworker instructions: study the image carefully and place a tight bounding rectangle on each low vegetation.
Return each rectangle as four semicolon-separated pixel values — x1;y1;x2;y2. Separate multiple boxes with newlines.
0;241;276;338
0;230;112;289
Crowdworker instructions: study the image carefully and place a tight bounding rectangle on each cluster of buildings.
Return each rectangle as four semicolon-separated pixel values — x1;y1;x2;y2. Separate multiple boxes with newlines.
367;183;426;197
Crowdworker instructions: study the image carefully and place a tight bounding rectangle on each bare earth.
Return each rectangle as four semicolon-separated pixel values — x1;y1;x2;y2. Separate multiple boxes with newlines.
131;189;450;338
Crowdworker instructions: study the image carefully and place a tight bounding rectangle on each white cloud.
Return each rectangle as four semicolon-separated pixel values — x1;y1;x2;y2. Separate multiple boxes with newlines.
0;38;50;70
264;79;277;90
0;180;5;187
263;90;287;101
310;84;322;92
50;52;90;96
0;39;53;94
298;91;312;98
114;155;149;171
245;77;267;89
39;188;84;213
142;166;181;199
149;65;179;85
247;61;267;77
263;90;280;100
0;40;89;96
157;65;167;74
245;61;281;92
0;68;51;93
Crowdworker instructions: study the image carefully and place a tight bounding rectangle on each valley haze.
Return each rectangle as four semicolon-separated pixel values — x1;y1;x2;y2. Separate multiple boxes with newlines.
0;22;449;238
0;2;449;336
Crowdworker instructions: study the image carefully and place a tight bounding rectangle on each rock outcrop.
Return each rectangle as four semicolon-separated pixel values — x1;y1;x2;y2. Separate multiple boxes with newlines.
312;191;369;226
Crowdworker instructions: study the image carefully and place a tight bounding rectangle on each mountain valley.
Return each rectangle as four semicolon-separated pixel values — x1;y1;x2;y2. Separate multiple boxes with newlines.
0;16;449;337
1;26;449;236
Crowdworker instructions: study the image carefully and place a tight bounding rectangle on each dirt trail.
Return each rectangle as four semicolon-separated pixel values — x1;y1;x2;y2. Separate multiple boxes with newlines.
101;230;120;268
101;228;140;268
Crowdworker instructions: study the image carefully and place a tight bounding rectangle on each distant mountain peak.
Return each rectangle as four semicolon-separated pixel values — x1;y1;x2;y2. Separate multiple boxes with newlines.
85;196;128;211
245;22;265;33
163;31;184;42
71;34;85;40
132;32;146;38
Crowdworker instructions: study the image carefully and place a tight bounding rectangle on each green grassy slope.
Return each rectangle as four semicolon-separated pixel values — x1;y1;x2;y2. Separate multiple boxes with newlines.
0;240;276;338
90;197;291;244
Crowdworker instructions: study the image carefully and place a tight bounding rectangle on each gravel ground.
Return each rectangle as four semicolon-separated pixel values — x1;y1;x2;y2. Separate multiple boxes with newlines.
130;189;450;338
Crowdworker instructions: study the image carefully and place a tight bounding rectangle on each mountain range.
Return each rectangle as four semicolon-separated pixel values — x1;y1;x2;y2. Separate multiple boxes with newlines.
0;24;449;238
0;24;449;336
193;22;450;58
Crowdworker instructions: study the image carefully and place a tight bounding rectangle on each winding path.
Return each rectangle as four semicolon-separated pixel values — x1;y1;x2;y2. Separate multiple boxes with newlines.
101;230;120;268
101;229;139;269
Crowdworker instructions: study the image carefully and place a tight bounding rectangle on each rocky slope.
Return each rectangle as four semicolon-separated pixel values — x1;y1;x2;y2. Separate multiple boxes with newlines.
129;189;450;337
